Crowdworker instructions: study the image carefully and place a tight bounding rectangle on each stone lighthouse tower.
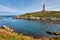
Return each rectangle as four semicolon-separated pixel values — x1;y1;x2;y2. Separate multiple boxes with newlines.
42;4;46;12
43;4;45;11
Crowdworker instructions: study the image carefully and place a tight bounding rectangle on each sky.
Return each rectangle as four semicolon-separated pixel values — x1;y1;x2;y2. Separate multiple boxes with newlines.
0;0;60;15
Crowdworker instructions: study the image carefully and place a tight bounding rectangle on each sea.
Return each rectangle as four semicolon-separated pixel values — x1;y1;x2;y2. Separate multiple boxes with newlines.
0;15;60;38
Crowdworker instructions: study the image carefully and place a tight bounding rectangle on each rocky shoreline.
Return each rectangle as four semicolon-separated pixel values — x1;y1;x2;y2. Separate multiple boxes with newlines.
15;16;60;21
0;25;60;40
14;16;60;24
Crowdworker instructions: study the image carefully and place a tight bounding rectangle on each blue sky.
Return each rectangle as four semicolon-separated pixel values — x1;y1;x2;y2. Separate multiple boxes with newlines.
0;0;60;15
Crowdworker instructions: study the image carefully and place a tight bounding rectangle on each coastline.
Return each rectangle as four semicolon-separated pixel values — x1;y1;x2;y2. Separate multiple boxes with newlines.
14;16;60;24
0;25;60;40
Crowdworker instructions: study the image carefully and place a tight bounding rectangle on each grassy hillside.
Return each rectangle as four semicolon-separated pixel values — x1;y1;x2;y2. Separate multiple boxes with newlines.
0;26;34;40
0;33;33;40
19;11;60;18
1;26;60;40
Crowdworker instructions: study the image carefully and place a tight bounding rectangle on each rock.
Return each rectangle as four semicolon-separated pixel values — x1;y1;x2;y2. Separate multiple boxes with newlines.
2;25;14;32
46;31;60;35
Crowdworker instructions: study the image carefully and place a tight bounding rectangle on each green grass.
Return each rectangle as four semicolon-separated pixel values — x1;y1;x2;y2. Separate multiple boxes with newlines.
0;34;24;40
19;11;60;18
0;34;9;40
0;33;60;40
0;33;33;40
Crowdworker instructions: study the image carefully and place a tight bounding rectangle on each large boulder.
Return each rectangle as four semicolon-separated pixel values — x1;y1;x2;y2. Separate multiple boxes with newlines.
2;25;14;32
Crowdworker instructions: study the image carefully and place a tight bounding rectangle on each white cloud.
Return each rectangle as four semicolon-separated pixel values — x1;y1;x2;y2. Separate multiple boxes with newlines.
47;5;60;8
0;5;20;13
47;5;60;11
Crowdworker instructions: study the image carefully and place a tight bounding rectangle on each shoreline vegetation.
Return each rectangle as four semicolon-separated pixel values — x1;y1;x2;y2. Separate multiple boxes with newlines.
0;25;37;40
14;11;60;24
0;25;60;40
14;11;60;20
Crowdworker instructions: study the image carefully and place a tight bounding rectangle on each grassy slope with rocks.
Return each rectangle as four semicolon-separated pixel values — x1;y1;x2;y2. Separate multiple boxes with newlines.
19;11;60;18
1;27;60;40
0;26;34;40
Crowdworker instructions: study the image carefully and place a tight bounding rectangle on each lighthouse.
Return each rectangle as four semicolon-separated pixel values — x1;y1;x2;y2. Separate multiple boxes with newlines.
42;4;46;12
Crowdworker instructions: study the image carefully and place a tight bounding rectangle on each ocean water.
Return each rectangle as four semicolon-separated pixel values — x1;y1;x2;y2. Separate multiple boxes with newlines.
0;16;60;38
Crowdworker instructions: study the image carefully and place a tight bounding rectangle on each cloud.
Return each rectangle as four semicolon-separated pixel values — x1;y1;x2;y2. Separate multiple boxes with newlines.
0;5;20;13
47;5;60;11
